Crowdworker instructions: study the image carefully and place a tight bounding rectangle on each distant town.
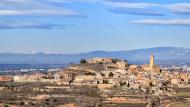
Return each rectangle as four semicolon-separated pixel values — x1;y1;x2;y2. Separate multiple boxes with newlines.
0;56;190;107
0;64;67;75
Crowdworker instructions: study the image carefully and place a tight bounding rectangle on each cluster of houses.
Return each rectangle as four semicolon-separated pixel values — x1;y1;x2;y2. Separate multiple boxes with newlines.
0;56;190;92
69;56;190;91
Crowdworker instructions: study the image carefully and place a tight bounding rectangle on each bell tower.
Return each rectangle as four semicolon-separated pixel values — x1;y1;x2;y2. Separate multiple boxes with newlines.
150;55;155;68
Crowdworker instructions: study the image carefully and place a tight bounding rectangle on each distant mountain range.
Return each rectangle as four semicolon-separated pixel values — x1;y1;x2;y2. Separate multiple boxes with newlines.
0;47;189;65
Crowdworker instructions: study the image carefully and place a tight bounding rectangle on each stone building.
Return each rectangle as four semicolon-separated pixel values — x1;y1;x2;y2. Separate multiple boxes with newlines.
104;61;129;71
87;57;113;64
54;74;60;81
0;76;12;82
171;78;181;85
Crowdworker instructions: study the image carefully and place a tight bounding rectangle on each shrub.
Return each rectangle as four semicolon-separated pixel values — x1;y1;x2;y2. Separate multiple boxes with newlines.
100;73;105;76
80;59;87;64
85;72;96;76
103;80;109;84
20;102;25;105
149;82;153;87
111;59;117;64
109;72;114;77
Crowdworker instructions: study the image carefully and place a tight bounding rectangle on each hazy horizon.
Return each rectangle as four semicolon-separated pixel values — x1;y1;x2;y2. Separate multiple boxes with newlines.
0;46;189;54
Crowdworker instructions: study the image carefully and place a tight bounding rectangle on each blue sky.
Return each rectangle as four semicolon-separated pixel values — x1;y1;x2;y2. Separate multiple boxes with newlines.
0;0;190;54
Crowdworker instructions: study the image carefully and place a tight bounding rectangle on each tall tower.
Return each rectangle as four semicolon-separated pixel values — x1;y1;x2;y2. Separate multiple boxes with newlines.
150;55;155;68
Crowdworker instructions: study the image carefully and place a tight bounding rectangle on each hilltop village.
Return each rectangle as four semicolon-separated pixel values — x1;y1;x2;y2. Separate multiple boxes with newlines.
0;56;190;107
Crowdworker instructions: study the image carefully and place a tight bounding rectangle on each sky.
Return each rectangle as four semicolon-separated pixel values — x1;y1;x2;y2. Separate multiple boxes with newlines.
0;0;190;54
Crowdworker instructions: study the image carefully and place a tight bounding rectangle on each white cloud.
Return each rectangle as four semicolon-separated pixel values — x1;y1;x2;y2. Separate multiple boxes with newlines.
0;21;67;29
5;0;30;2
0;0;80;16
131;19;190;26
168;3;190;14
104;2;159;9
102;1;190;16
46;0;100;3
0;10;22;15
1;0;190;17
103;1;164;16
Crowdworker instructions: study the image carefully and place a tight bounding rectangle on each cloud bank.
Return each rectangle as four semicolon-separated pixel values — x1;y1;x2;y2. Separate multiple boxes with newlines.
169;3;190;15
0;0;80;16
131;19;190;26
103;0;190;16
0;21;69;29
1;0;190;29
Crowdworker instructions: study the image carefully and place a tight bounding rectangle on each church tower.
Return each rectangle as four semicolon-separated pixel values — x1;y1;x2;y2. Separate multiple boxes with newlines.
150;55;155;68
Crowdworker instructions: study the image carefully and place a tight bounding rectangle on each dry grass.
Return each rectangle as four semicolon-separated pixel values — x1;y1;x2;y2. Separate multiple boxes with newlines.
169;102;190;107
175;92;190;97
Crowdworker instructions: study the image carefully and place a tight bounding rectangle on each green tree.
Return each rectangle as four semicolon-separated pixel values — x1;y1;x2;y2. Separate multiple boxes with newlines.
109;72;114;77
149;82;153;87
103;80;109;84
112;59;117;64
80;59;87;64
100;73;105;76
127;83;130;87
20;102;25;105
